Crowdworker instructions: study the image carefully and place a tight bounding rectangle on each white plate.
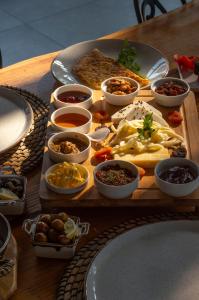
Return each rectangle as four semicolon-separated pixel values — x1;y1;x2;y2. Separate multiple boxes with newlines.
86;220;199;300
0;87;33;154
51;39;169;89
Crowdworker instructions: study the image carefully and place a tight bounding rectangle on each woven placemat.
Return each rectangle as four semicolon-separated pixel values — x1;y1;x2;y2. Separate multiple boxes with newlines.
57;211;199;300
0;85;49;174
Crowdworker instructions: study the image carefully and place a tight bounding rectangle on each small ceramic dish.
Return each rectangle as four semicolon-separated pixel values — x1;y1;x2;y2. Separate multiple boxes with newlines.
48;131;91;164
51;106;92;134
151;77;190;107
0;166;27;215
23;213;90;259
155;158;199;197
93;160;139;199
45;162;89;194
53;83;93;109
101;76;140;106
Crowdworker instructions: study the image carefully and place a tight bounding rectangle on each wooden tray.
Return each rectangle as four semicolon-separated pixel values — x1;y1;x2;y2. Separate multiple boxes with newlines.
0;235;17;300
39;90;199;208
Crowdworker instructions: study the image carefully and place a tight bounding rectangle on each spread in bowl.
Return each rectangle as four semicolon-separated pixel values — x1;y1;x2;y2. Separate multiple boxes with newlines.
53;84;93;109
96;164;135;186
159;166;196;184
51;106;92;134
155;81;187;96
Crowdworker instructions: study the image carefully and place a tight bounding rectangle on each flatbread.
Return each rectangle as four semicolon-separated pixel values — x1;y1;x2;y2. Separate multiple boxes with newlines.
72;49;149;89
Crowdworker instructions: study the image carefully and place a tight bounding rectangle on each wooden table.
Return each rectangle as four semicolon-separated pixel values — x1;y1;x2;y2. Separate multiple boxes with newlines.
1;1;199;299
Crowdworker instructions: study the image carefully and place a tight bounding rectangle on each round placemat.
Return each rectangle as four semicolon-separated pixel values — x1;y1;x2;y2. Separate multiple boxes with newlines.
0;85;49;175
57;212;199;300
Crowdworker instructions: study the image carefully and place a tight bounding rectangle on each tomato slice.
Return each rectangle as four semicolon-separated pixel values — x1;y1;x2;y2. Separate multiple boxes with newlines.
93;110;110;123
168;111;183;126
94;147;113;162
174;54;195;71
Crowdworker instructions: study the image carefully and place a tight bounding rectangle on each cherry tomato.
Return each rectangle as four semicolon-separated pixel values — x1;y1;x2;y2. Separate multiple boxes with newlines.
168;111;183;126
93;110;110;123
94;147;113;162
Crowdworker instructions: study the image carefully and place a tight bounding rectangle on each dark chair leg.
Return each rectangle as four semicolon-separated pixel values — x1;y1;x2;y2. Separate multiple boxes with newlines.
0;49;2;69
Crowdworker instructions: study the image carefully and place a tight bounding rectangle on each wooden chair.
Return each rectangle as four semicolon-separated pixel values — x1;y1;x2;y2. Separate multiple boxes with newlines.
133;0;187;23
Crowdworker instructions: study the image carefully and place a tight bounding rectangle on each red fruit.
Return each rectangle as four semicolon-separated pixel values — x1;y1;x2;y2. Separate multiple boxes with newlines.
168;111;183;126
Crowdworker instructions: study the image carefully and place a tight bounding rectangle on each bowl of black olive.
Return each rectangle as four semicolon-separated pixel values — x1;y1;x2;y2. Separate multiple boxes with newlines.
155;158;199;197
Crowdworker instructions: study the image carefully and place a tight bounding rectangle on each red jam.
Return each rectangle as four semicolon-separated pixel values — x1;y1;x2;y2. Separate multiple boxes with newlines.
57;91;90;103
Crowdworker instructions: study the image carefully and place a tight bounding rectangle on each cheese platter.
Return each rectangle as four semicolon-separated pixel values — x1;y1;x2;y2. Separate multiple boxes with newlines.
39;88;199;208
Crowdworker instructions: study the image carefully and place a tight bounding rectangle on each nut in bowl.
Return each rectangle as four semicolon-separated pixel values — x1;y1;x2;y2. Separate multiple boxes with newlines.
48;131;91;164
53;83;93;109
101;76;140;106
151;77;190;107
45;162;89;194
51;106;92;134
93;160;139;199
23;212;90;259
155;158;199;197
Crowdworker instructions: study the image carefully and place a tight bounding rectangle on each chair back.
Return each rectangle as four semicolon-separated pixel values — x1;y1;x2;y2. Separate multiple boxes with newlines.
134;0;187;23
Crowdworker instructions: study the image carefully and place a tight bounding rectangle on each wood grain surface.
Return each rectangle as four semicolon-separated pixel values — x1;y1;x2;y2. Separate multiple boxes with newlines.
0;1;199;299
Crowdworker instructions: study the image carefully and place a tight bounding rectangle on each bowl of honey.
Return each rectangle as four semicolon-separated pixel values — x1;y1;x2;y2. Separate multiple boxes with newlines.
51;106;92;134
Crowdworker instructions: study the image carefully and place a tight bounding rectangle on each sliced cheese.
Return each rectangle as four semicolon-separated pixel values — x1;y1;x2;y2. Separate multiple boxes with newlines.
111;100;162;124
114;148;170;168
0;188;19;200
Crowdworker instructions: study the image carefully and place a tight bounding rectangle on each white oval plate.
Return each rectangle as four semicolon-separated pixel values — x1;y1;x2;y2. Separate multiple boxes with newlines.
51;39;169;89
86;220;199;300
0;87;33;154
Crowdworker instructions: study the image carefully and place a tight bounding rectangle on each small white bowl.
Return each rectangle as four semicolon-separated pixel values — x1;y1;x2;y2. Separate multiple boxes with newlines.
93;160;139;199
151;77;190;107
51;106;92;134
48;131;91;164
101;76;140;106
45;162;89;194
53;84;93;109
155;158;199;197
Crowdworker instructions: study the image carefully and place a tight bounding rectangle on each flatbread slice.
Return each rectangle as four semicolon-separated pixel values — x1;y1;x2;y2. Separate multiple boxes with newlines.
72;48;149;89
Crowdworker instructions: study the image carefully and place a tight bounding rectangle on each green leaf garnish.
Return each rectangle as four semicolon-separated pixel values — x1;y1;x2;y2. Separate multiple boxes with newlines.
137;113;155;140
118;39;141;73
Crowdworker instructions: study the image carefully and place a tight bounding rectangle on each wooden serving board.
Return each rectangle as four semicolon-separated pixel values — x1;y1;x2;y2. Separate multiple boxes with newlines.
39;90;199;208
0;236;17;300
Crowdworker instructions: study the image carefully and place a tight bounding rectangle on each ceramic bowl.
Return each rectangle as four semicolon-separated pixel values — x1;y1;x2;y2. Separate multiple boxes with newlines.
0;213;11;258
45;162;89;194
48;131;91;164
93;160;139;199
101;77;140;106
155;158;199;197
53;83;93;109
151;77;190;107
51;106;92;134
23;214;90;259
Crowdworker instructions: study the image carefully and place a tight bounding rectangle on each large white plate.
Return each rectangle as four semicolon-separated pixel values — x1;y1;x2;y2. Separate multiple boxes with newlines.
0;87;33;154
51;39;169;88
86;220;199;300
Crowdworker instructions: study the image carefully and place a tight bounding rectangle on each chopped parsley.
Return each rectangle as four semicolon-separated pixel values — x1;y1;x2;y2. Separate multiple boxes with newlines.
137;113;155;140
118;39;140;73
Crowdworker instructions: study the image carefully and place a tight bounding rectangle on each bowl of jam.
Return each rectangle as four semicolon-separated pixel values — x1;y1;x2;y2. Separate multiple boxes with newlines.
151;77;190;107
155;158;199;197
53;84;93;109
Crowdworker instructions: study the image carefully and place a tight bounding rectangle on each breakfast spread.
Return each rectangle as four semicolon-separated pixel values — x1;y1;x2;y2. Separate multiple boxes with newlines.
155;81;187;96
57;90;90;104
105;78;137;95
50;137;87;155
159;166;196;184
96;164;135;186
54;113;89;128
46;162;87;189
